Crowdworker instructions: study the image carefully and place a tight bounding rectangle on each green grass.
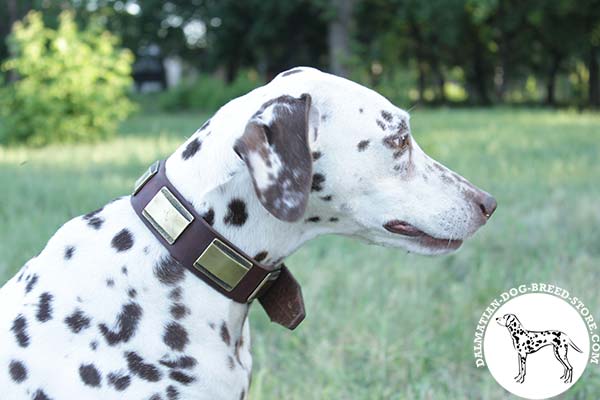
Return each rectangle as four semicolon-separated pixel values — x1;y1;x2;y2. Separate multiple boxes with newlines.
1;107;600;399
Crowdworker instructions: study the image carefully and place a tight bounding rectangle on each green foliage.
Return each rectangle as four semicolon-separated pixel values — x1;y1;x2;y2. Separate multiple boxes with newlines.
0;11;135;146
159;71;263;112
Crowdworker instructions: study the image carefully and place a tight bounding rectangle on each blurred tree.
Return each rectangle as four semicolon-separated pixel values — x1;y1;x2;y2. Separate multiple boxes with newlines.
2;0;600;108
573;0;600;108
200;0;329;81
524;0;580;105
326;0;356;77
0;11;134;145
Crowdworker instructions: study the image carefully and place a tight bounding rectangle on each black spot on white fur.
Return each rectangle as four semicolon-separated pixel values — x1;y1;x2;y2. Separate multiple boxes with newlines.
36;292;53;322
170;303;189;320
169;370;196;385
65;309;91;333
9;360;27;383
154;257;186;286
311;173;325;192
312;151;322;160
107;371;131;391
254;251;268;262
169;287;183;301
83;207;104;229
182;138;201;160
33;390;52;400
111;229;134;252
199;118;211;131
163;322;189;351
159;355;197;369
11;315;29;347
25;274;38;293
381;110;393;122
87;216;104;229
64;246;75;260
281;68;303;77
220;322;231;346
305;216;320;223
125;351;162;382
357;140;370;151
224;199;248;226
99;302;142;345
201;208;215;226
166;385;179;400
79;364;102;387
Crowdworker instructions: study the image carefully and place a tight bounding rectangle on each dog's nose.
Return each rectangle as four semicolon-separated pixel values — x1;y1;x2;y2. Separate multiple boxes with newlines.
476;191;497;219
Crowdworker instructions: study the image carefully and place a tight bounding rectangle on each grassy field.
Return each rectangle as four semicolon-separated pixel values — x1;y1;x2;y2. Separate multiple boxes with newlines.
1;107;599;399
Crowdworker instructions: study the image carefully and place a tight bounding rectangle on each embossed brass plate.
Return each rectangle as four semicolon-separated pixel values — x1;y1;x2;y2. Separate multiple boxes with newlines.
142;187;194;244
133;160;160;195
193;239;252;291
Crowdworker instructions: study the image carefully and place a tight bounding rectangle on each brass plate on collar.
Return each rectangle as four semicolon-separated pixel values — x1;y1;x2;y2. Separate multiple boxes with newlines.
142;187;194;244
133;160;160;195
193;239;252;292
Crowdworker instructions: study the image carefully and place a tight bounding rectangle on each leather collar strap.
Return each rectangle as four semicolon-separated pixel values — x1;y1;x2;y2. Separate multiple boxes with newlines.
130;160;305;330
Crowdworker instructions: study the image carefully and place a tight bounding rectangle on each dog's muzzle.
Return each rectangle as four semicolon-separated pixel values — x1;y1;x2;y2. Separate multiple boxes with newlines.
130;160;306;330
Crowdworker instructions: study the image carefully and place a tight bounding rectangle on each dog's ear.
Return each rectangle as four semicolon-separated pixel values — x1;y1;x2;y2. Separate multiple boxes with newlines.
234;94;314;222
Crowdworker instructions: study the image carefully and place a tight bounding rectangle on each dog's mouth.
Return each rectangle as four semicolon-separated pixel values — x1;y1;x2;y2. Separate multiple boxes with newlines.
383;220;463;250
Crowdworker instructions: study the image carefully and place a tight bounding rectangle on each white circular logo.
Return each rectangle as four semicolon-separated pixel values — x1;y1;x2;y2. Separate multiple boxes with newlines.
480;291;594;399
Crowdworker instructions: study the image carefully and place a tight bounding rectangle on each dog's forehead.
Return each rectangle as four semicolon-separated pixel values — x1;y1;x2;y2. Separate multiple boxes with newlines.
271;67;410;129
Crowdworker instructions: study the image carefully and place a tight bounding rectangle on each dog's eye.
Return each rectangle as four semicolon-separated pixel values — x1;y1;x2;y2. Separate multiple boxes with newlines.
392;135;410;150
383;133;411;153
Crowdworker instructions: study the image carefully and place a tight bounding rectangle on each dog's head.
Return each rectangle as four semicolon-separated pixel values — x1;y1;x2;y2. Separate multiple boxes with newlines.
225;67;496;255
496;314;518;327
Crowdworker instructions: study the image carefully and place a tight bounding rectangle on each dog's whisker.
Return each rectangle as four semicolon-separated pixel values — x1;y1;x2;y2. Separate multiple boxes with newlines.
406;103;418;113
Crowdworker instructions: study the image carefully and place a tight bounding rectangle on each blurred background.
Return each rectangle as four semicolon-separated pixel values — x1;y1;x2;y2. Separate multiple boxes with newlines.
1;1;599;399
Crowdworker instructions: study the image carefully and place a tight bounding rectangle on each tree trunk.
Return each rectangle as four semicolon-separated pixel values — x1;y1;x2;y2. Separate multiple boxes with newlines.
432;61;445;103
589;46;600;108
5;0;21;82
545;54;561;106
416;61;426;102
225;58;239;84
408;19;426;103
472;41;490;105
6;0;19;27
495;43;510;102
328;0;355;77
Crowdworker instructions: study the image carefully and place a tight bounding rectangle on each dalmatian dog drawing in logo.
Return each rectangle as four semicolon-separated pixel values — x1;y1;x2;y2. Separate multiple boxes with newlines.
496;314;583;384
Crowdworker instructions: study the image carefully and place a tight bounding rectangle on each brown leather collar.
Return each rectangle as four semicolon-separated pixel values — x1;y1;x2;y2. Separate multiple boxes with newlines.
130;160;305;330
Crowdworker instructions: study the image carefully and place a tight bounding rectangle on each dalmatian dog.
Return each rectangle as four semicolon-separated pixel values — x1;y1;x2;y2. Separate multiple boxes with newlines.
0;67;496;400
496;314;583;384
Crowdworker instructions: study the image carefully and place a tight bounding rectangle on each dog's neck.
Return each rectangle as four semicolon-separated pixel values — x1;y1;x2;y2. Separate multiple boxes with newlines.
164;117;339;268
166;151;316;267
156;119;337;335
